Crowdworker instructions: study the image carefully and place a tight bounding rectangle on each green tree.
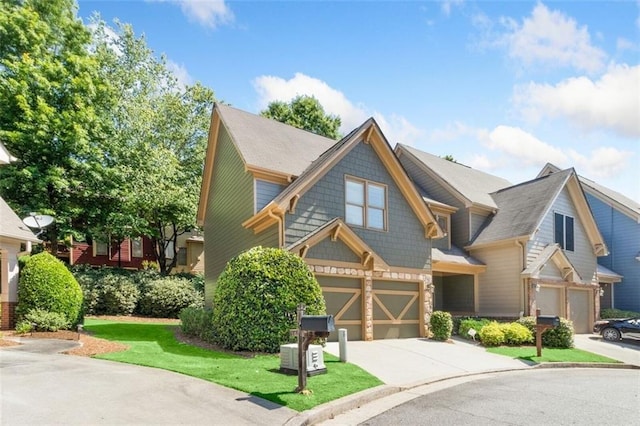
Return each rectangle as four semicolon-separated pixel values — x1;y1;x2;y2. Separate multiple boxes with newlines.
91;20;215;274
261;95;341;140
0;0;111;253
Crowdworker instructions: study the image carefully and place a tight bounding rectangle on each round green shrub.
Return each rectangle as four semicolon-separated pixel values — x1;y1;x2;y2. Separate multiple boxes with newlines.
212;246;326;353
501;322;533;345
17;252;83;327
19;308;70;331
430;311;453;341
75;269;139;316
138;277;204;318
516;316;574;348
479;321;505;346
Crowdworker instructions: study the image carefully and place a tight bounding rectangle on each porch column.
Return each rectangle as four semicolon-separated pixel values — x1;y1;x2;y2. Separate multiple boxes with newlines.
422;274;433;336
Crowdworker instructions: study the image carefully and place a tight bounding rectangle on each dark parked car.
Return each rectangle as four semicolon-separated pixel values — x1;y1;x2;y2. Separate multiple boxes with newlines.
593;317;640;341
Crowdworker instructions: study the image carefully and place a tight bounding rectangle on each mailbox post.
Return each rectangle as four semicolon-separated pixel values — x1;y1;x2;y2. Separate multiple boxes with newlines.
292;304;335;393
535;308;560;357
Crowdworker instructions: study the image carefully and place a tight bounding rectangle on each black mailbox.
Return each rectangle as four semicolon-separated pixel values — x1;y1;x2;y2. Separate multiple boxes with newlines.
300;315;335;332
536;315;560;327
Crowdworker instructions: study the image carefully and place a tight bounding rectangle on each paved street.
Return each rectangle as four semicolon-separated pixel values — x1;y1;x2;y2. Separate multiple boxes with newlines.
332;369;640;425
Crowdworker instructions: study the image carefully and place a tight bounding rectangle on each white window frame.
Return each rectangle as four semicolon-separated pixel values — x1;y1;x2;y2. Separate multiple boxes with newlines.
345;176;387;231
93;240;109;257
131;237;143;258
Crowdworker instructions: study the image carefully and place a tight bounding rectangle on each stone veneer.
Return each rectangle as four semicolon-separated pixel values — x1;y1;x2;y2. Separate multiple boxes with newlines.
309;264;433;341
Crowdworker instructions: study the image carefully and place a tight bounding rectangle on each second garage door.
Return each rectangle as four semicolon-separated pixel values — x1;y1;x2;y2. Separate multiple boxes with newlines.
568;289;591;334
372;280;421;339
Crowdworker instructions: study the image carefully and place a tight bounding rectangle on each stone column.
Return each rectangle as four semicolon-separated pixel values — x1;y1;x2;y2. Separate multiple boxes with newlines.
363;275;373;341
422;274;433;337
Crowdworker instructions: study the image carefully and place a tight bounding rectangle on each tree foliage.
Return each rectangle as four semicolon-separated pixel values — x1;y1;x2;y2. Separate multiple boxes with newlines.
0;0;111;252
260;95;341;140
91;20;215;274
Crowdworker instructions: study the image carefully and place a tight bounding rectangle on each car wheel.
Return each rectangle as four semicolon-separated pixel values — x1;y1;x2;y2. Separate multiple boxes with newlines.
602;328;621;341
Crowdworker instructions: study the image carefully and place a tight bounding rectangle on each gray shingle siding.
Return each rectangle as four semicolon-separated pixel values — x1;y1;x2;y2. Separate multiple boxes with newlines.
398;154;470;246
307;237;362;263
204;125;279;304
255;180;285;212
285;141;431;270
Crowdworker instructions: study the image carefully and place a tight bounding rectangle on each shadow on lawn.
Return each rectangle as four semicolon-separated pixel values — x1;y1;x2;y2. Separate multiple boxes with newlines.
84;322;238;359
249;391;299;409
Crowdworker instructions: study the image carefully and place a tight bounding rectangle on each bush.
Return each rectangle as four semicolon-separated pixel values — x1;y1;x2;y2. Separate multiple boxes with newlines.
430;311;453;341
212;247;326;353
17;252;83;327
138;277;204;318
77;271;140;316
479;321;504;346
601;308;640;319
19;309;70;331
501;322;533;345
458;318;491;340
517;316;574;348
179;307;215;342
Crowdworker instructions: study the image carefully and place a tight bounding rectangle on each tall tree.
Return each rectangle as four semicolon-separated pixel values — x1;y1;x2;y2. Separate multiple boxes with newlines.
261;95;341;140
92;20;215;274
0;0;111;253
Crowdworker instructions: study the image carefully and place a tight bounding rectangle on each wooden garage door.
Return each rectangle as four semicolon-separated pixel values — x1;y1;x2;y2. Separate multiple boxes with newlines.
317;276;362;341
568;289;591;334
372;280;420;339
538;286;563;317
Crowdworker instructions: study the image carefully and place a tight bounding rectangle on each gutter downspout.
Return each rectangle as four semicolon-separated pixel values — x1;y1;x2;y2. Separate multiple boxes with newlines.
267;209;284;248
517;240;527;316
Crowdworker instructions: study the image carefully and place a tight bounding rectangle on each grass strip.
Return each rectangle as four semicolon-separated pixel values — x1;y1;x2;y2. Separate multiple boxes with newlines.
487;346;620;364
84;319;382;412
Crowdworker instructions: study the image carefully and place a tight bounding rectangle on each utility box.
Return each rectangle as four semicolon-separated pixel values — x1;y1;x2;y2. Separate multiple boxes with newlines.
300;315;335;333
536;315;560;327
279;343;327;376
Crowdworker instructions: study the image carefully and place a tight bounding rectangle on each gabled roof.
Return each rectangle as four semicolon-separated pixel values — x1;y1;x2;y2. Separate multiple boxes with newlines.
539;163;640;222
0;140;17;165
396;144;512;210
286;218;390;271
469;168;607;256
0;196;41;243
244;118;443;239
197;103;335;224
521;243;582;282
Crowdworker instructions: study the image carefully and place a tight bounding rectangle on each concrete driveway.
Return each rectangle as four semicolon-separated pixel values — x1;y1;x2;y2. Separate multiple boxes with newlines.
573;333;640;366
0;340;296;425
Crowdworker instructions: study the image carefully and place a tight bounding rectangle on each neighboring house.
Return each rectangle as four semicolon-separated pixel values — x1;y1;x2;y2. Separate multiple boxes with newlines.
397;145;607;333
539;164;638;313
1;142;40;329
197;104;443;341
62;231;204;274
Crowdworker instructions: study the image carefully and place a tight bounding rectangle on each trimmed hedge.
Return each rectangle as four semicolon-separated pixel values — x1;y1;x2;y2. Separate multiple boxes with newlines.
601;308;640;319
179;307;215;342
212;247;326;353
17;252;83;327
430;311;453;341
138;277;204;318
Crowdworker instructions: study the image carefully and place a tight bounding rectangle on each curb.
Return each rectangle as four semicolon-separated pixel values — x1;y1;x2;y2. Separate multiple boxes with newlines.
286;362;637;426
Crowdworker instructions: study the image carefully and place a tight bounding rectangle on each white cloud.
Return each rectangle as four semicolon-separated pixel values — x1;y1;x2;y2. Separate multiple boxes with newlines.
514;64;640;138
166;60;193;89
441;0;464;17
485;125;568;166
150;0;233;28
616;37;635;52
252;72;423;144
568;146;633;179
495;3;607;73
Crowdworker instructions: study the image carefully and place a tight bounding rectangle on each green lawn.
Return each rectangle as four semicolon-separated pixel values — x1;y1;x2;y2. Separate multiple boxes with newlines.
487;346;620;364
84;318;382;412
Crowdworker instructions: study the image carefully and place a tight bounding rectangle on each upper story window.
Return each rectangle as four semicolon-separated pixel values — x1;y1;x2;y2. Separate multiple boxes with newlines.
554;213;574;251
94;240;109;256
345;177;387;230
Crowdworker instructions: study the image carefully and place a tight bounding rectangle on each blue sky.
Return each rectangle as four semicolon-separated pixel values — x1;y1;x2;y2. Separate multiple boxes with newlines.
77;1;639;202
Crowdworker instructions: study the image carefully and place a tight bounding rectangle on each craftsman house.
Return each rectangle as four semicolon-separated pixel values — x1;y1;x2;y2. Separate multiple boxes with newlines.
0;141;40;329
197;104;443;341
396;144;607;333
539;164;638;313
